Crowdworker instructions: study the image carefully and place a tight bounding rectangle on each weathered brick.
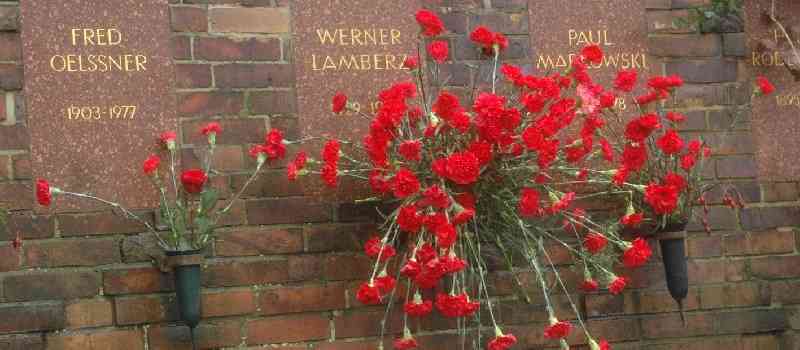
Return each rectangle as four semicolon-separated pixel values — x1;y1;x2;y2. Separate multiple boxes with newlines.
0;303;65;333
723;33;746;57
11;154;30;179
246;314;330;345
175;63;212;88
716;309;787;334
740;206;800;231
640;312;715;339
649;34;721;57
333;308;403;339
182;117;265;145
58;210;152;236
24;239;120;267
0;32;21;61
761;182;799;202
177;91;244;117
723;230;796;256
231;170;306;198
203;259;290;287
209;7;290;34
665;60;738;83
65;299;113;329
171;6;208;32
687;235;722;257
0;334;45;350
103;267;174;295
0;6;19;31
3;271;99;301
214;63;294;88
716;155;758;179
215;227;303;257
194;36;281;61
148;320;242;350
751;255;800;279
171;35;192;60
1;213;54;240
700;282;768;309
249;90;296;116
0;182;30;210
259;282;347;315
647;9;693;34
114;295;177;325
0;64;22;89
470;12;528;34
305;224;373;253
46;329;145;350
201;289;257;317
246;197;332;225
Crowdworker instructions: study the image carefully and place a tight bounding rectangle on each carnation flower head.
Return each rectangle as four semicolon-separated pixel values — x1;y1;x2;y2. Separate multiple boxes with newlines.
159;131;177;150
200;122;221;136
374;274;396;294
415;9;444;37
398;140;422;162
487;333;517;350
657;129;684;155
422;185;450;209
608;276;628;295
581;44;604;64
756;76;775;95
435;221;458;248
427;40;449;63
180;169;208;194
364;236;396;262
625;113;661;142
622;238;652;268
332;93;348;114
621;212;643;228
36;179;55;207
543;319;572;339
143;154;160;176
397;205;423;233
445;151;481;185
518;188;542;217
581;279;600;292
644;183;679;214
392;168;421;199
614;69;638;92
622;143;648;171
356;282;382;305
394;336;418;350
404;294;433;317
403;56;419;70
321;162;338;188
583;232;608;254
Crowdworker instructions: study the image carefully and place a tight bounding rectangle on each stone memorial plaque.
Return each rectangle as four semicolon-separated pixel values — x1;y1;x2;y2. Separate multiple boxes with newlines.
528;0;651;110
20;0;177;211
744;0;800;180
292;0;420;197
293;0;420;141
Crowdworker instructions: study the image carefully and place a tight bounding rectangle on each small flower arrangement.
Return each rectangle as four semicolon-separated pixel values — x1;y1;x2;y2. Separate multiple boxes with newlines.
288;10;773;350
36;124;296;252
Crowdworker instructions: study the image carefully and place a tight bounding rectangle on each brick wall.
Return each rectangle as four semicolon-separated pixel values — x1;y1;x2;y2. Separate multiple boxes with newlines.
0;0;798;349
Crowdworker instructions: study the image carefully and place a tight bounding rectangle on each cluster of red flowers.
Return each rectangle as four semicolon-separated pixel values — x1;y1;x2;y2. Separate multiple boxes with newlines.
469;26;508;56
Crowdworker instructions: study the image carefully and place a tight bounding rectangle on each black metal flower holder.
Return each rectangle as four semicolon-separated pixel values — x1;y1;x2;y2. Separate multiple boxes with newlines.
655;224;689;326
166;250;203;349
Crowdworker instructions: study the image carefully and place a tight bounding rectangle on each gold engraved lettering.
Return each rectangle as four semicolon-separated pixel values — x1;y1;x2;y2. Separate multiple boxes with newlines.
568;29;615;47
776;94;800;108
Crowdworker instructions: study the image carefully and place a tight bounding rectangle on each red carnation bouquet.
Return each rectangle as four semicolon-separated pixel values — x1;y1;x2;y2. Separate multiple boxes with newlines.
35;124;298;252
283;9;764;350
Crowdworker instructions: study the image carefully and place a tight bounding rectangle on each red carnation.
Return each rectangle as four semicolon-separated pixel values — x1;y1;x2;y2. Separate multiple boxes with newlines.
159;131;177;149
664;172;687;192
321;163;338;188
622;238;652;268
36;179;52;207
666;112;686;123
621;213;643;228
487;333;517;350
398;205;423;233
403;56;419;70
608;276;628;295
435;222;458;248
445;151;480;185
394;336;418;350
322;139;341;165
470;26;495;48
364;237;396;262
543;320;572;339
180;169;208;194
422;185;450;209
518;188;542;217
600;138;614;162
583;232;608;254
625;113;661;142
404;298;433;317
332;93;348;114
401;260;422;279
614;69;638;92
200;122;221;136
581;279;600;292
657;129;684;155
356;282;382;305
415;9;444;37
681;152;698;170
393;168;421;199
756;76;775;95
622;143;648;171
581;44;603;64
398;140;422;162
143;154;160;176
644;183;679;214
427;40;449;63
375;274;396;294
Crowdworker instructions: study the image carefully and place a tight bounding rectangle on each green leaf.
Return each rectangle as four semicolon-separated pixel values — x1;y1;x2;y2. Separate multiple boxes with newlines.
199;189;219;216
194;216;214;238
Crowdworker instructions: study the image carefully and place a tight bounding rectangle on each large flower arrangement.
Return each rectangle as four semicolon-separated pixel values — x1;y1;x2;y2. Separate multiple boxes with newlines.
290;10;774;350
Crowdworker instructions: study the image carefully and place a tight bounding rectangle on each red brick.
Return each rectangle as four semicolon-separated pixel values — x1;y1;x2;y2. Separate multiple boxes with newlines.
0;155;8;179
0;303;65;333
3;271;99;301
741;335;781;350
11;154;30;179
231;170;307;198
177;91;244;117
1;213;54;240
175;63;212;88
0;244;20;272
333;308;403;339
640;312;715;339
288;255;325;281
770;280;800;304
181;145;244;172
0;32;21;61
182;118;265;145
723;230;796;256
24;238;120;267
0;182;32;210
751;255;800;279
761;182;800;202
148;320;242;350
114;295;177;325
0;334;45;350
58;210;153;236
304;224;372;253
64;299;113;329
249;90;296;116
716;309;787;334
209;7;290;33
171;6;208;32
324;254;373;281
699;282;768;309
0;6;18;31
315;340;388;350
214;63;294;88
171;35;191;60
103;267;174;295
203;259;290;287
246;197;332;225
46;329;145;350
649;34;721;57
201;289;257;317
0;64;22;89
246;313;330;345
259;282;347;315
216;226;303;257
585;317;641;342
688;259;727;284
194;36;281;61
687;235;722;257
